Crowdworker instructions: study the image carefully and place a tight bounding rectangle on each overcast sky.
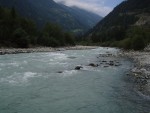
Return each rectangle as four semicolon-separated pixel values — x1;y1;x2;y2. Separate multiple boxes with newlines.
54;0;124;17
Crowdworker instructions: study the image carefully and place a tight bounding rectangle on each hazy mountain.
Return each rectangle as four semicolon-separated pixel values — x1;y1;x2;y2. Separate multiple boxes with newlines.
0;0;102;33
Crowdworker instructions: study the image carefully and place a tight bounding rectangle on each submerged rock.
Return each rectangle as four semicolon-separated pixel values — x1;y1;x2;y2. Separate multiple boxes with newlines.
102;60;107;62
103;65;109;68
115;64;121;66
57;71;63;73
68;56;77;59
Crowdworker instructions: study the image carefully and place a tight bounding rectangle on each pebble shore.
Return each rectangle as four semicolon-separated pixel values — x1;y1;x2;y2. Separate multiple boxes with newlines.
0;46;97;55
122;47;150;96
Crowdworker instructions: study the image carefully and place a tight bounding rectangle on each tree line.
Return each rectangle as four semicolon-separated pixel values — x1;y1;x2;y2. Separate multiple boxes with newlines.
0;7;75;48
77;25;150;50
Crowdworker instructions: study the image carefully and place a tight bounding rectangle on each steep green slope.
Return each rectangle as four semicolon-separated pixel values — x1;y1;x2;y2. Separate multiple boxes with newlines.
0;0;102;33
88;0;150;50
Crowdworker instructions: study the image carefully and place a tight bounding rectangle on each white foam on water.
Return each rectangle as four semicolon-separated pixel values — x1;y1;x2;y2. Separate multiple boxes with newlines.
0;62;20;67
81;66;106;73
82;66;98;71
0;63;5;66
49;62;68;66
49;52;68;61
49;59;54;62
23;60;28;64
0;72;39;85
61;70;78;77
20;67;24;69
22;72;37;81
9;62;19;67
0;78;17;84
0;74;19;84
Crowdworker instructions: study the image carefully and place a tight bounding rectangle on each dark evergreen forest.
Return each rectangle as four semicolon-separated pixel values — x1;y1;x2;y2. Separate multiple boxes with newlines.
0;7;75;48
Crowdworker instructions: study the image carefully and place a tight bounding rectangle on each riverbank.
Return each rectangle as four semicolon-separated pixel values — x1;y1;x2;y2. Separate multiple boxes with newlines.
122;49;150;96
0;46;97;55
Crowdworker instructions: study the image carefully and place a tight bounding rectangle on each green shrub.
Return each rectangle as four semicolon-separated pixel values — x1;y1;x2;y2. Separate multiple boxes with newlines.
130;35;145;50
12;28;30;48
64;33;75;46
119;38;131;49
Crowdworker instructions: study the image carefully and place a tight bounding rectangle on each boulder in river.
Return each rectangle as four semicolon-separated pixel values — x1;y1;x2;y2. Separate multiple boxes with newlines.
109;62;114;66
102;60;107;62
88;63;98;67
75;66;83;70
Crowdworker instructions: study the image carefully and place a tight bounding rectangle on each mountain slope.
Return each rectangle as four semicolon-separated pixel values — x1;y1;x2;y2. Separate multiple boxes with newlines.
0;0;102;33
88;0;150;43
59;5;101;33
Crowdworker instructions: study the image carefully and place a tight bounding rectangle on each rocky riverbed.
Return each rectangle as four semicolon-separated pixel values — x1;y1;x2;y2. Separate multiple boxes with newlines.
122;48;150;96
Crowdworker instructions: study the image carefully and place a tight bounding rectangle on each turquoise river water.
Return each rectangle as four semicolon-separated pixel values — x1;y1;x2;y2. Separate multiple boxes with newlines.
0;47;150;113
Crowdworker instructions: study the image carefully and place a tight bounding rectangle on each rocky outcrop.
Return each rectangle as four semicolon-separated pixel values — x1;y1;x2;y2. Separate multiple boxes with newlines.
135;14;150;26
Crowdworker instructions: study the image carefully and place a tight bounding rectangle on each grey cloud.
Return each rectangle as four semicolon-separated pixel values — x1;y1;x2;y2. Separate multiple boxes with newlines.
54;0;112;16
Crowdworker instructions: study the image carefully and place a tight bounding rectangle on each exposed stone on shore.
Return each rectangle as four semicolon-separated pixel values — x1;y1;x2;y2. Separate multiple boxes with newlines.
122;48;150;96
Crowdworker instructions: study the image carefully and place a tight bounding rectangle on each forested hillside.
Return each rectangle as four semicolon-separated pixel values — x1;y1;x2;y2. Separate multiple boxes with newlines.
0;0;102;33
0;7;75;48
87;0;150;50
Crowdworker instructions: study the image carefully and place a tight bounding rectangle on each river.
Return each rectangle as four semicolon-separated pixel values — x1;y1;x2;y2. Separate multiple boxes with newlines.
0;47;149;113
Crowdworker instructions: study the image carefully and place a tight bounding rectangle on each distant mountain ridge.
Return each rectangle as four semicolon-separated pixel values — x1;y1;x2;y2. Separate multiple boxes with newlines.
0;0;102;33
88;0;150;39
86;0;150;50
